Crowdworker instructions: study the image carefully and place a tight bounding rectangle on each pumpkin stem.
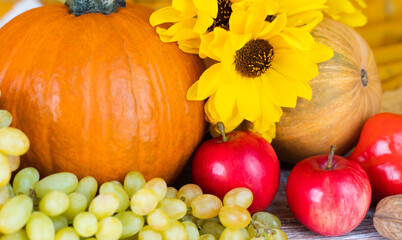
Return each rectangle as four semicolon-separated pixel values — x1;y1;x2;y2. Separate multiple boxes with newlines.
217;122;227;142
65;0;126;16
361;69;368;87
326;145;336;170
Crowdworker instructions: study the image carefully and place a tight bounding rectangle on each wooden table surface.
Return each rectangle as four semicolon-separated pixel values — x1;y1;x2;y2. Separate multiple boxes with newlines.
173;163;386;240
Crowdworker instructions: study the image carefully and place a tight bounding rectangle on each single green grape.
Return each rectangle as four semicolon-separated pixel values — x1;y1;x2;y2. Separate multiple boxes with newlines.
99;182;130;213
34;172;78;198
251;212;281;229
177;184;203;207
144;177;167;201
75;176;97;203
88;192;119;220
130;188;159;216
0;194;33;234
165;187;178;199
219;228;243;240
223;187;253;208
182;221;199;240
72;212;98;238
39;191;70;217
162;220;187;240
55;227;80;240
268;229;288;240
123;171;146;198
147;209;170;231
218;205;251;229
202;221;224;239
95;216;123;240
62;192;88;221
138;225;162;240
26;211;55;240
191;194;222;219
0;127;29;156
158;198;187;220
0;110;12;128
12;167;40;196
115;211;144;238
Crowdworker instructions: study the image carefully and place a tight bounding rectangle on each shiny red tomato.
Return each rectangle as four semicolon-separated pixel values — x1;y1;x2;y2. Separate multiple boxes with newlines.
348;112;402;203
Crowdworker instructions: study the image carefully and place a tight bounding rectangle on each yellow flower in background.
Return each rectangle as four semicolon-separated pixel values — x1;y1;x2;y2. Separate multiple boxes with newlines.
279;0;326;31
187;0;334;140
149;0;329;56
324;0;367;27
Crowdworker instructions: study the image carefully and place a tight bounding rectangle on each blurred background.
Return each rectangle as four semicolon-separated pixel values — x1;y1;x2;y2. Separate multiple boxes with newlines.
0;0;401;113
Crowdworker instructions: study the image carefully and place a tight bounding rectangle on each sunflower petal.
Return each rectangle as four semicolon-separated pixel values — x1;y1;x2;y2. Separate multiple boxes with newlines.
326;0;356;14
178;38;202;54
193;11;214;34
172;0;197;17
200;28;230;61
279;27;315;50
171;29;200;42
205;97;243;134
228;32;252;51
229;9;248;34
302;42;334;63
271;48;318;80
287;11;323;31
149;7;182;26
244;0;270;34
338;11;367;27
187;63;223;100
247;117;277;142
262;69;298;108
257;79;283;122
257;13;287;40
214;85;237;121
292;78;313;101
193;0;218;18
236;79;260;121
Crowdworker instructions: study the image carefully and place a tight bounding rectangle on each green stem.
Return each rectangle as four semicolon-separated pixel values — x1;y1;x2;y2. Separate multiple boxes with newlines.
65;0;126;16
217;122;227;142
327;146;336;170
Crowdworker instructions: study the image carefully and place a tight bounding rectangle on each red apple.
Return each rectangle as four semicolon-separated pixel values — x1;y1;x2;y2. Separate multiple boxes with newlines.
348;112;402;203
191;123;280;213
286;146;372;236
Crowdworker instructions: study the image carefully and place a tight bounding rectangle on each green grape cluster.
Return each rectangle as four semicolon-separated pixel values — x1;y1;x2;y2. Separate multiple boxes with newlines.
0;169;288;240
0;109;30;207
0;108;288;240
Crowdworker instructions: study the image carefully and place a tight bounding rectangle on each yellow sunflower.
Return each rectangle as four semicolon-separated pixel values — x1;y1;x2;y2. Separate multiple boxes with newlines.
149;0;236;55
324;0;367;27
149;0;329;56
187;0;333;140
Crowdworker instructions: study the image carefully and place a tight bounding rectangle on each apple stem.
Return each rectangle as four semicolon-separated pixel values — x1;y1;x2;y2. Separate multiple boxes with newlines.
217;122;227;142
327;145;336;170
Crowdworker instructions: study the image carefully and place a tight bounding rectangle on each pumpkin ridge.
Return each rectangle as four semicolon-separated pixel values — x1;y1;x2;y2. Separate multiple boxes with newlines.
107;11;142;173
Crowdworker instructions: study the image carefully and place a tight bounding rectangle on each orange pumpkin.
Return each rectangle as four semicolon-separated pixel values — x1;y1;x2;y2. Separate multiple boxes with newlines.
272;18;382;165
0;0;206;183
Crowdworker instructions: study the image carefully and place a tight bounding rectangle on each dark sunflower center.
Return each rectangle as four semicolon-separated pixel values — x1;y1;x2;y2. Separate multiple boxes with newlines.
234;39;274;78
265;14;277;22
207;0;232;32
